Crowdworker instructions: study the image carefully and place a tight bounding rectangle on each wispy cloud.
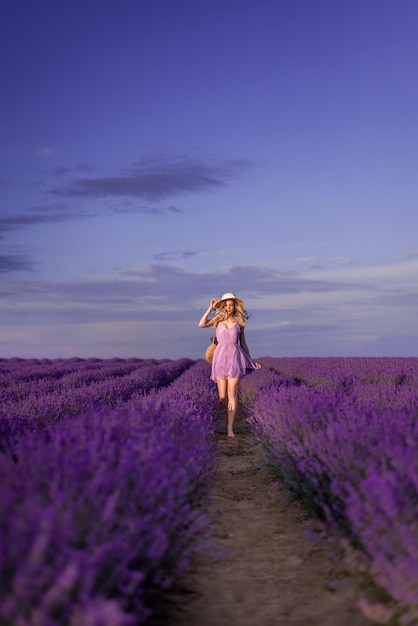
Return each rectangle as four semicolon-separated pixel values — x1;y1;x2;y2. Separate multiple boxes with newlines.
1;153;252;273
4;155;251;235
0;262;371;311
0;264;397;362
296;256;318;264
0;205;95;272
394;251;418;261
308;257;418;284
52;156;252;201
36;147;55;157
0;254;34;273
1;260;416;357
0;204;91;236
111;203;182;215
153;251;198;262
332;256;355;265
51;164;95;176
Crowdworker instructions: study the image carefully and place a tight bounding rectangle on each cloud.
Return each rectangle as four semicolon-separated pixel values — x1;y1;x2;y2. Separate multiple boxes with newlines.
51;164;96;177
36;147;55;157
0;204;91;237
332;256;355;265
0;254;34;273
1;152;250;272
396;251;418;261
1;154;251;249
0;205;96;271
2;260;417;358
111;203;182;215
52;156;252;201
309;257;418;284
153;251;198;262
51;166;72;176
214;263;367;296
0;262;370;314
296;256;318;264
297;255;355;266
0;199;180;240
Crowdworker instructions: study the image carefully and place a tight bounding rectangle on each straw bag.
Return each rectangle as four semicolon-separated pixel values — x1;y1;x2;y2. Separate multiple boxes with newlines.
205;335;217;364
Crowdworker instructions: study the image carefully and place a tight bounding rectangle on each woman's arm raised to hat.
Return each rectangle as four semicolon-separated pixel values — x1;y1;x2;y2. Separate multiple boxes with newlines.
198;299;218;328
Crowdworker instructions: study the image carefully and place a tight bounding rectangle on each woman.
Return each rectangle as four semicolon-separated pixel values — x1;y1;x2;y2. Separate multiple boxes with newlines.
198;292;261;437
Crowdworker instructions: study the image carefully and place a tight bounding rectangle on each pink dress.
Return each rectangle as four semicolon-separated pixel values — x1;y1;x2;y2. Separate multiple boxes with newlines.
210;322;256;382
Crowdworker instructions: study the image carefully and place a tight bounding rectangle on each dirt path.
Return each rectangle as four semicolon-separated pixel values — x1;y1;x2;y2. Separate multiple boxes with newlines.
166;412;375;626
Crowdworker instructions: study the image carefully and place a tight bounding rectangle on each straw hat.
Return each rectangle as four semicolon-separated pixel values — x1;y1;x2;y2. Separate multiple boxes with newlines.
215;292;244;308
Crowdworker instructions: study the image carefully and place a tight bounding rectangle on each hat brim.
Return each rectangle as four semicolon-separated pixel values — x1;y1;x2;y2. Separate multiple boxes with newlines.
215;297;244;309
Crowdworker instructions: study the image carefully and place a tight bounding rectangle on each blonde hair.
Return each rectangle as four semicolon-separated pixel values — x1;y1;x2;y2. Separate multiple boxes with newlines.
214;299;249;328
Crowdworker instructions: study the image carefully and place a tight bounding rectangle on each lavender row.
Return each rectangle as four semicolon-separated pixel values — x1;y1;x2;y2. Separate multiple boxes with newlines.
0;357;147;388
240;361;418;622
0;358;194;441
0;359;219;626
260;356;418;387
0;357;193;402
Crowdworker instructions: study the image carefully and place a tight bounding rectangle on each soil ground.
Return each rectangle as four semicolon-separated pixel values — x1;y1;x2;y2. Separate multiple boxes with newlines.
163;410;376;626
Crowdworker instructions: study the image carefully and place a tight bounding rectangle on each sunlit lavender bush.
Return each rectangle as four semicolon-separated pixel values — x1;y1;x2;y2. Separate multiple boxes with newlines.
243;357;418;622
0;358;218;625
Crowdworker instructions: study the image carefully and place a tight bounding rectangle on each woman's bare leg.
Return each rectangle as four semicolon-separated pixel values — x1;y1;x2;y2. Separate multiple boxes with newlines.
216;379;228;416
226;376;239;437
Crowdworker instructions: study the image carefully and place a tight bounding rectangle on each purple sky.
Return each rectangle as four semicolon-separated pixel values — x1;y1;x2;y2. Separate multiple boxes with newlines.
1;0;418;359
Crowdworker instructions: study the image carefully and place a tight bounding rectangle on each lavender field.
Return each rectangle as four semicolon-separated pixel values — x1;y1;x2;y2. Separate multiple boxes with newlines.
0;357;221;625
1;356;418;625
240;356;418;625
